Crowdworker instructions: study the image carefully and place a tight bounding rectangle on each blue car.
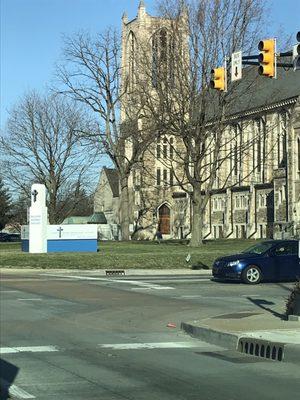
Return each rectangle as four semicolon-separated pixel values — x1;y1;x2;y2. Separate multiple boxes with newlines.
212;240;300;284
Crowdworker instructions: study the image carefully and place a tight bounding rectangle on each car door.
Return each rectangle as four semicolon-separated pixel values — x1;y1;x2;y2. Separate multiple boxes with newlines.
272;242;300;280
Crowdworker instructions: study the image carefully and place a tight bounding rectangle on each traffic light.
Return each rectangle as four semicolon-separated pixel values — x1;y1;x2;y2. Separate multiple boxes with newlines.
293;31;300;71
210;67;226;91
258;38;276;78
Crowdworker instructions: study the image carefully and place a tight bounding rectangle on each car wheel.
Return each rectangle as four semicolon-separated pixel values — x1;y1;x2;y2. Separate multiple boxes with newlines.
242;265;262;284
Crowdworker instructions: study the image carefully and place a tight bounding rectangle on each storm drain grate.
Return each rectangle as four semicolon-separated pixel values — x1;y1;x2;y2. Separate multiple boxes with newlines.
106;270;126;276
238;338;284;361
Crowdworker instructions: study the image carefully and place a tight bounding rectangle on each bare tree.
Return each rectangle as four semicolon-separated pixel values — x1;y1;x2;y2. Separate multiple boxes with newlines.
8;194;29;233
0;177;11;231
0;92;96;223
134;0;267;246
56;29;156;240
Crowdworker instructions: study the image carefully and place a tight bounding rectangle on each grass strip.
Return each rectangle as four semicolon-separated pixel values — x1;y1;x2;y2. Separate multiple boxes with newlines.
0;240;255;270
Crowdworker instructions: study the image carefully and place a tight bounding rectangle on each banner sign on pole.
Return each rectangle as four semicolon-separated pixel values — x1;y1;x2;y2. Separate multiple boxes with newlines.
231;51;242;82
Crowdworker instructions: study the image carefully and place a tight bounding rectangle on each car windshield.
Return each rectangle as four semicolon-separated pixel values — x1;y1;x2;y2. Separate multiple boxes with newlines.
242;242;274;255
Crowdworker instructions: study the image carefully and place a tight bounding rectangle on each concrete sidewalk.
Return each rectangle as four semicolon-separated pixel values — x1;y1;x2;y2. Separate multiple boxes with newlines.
181;311;300;364
0;267;212;276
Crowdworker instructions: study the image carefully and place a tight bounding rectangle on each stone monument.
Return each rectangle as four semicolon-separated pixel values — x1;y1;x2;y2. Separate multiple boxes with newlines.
29;183;48;253
21;183;97;253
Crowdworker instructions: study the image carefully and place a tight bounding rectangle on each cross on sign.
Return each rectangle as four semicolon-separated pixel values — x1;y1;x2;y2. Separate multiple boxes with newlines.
32;190;38;202
57;227;64;238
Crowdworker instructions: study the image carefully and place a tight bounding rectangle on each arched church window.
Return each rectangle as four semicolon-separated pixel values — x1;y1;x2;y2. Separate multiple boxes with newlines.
169;36;175;85
128;32;137;88
151;28;174;87
163;169;168;186
160;29;167;62
157;137;161;159
257;135;261;173
152;35;158;87
278;112;287;168
163;137;168;158
170;170;174;186
253;119;262;176
234;140;238;177
156;168;161;186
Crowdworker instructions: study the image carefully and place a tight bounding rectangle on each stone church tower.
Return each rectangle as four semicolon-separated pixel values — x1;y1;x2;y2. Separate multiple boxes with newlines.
120;1;191;239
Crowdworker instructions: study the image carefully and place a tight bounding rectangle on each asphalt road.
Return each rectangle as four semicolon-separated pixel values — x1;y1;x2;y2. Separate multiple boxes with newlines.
1;271;299;399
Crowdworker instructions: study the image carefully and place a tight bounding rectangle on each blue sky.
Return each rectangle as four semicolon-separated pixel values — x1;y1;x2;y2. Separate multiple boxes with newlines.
1;0;299;129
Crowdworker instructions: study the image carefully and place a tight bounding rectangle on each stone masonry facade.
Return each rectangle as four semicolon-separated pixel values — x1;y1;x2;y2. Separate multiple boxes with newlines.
94;2;300;240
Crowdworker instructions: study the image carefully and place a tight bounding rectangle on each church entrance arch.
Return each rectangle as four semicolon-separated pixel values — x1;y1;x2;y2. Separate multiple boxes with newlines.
158;203;171;234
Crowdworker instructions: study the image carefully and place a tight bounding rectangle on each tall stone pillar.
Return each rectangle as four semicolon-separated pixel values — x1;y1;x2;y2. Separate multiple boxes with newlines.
29;184;48;253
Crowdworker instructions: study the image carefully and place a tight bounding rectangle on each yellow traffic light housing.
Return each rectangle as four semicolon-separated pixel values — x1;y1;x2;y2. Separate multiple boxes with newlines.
293;31;300;71
210;67;226;91
258;38;276;78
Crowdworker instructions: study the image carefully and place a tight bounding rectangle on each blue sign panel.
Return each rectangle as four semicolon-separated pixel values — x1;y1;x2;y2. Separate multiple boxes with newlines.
47;239;97;253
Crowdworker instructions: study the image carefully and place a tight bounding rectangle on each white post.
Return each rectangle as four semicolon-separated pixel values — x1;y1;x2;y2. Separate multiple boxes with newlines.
29;184;48;253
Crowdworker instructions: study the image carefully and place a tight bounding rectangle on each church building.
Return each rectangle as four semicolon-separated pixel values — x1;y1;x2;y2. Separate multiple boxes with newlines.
94;1;300;240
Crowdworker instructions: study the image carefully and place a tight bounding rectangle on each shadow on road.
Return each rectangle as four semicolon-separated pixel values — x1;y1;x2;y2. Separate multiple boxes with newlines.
246;297;286;320
0;358;19;400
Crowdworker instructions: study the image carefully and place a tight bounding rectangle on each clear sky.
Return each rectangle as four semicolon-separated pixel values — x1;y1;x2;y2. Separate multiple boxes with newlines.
1;0;299;129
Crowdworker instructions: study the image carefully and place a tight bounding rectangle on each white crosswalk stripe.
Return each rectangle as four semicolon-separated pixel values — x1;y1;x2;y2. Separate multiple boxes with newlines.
98;341;214;350
0;379;36;399
98;340;223;351
41;273;174;289
1;345;59;354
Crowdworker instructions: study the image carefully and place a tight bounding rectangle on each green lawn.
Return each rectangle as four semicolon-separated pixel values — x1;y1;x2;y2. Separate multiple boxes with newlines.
0;240;256;270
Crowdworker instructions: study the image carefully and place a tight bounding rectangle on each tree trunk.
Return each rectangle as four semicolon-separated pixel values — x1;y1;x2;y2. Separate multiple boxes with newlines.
189;188;204;247
48;194;57;225
119;175;130;241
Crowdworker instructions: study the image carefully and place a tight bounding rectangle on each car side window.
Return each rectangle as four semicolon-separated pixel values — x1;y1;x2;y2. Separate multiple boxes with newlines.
274;243;298;256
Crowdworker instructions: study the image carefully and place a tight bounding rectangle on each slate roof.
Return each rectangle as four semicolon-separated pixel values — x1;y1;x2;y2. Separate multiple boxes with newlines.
62;216;90;224
88;212;107;224
63;213;107;225
104;167;120;198
225;66;300;119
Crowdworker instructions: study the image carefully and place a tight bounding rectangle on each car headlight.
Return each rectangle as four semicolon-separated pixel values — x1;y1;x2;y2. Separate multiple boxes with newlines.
226;260;240;267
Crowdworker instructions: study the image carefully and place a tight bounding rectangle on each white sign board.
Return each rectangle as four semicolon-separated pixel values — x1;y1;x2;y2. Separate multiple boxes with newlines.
47;225;97;240
231;51;242;82
22;224;97;241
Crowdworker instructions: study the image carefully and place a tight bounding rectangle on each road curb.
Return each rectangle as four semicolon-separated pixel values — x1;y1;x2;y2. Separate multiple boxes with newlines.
181;322;300;364
283;344;300;364
181;322;238;350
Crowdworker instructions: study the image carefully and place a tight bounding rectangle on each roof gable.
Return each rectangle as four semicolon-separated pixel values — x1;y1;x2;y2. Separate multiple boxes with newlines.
103;167;120;198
